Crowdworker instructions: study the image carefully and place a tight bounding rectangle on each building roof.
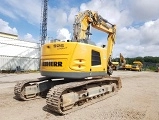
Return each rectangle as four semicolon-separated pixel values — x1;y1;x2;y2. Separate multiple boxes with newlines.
0;32;18;39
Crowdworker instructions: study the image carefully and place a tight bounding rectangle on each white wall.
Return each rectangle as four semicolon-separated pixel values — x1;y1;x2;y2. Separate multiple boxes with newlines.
0;36;40;71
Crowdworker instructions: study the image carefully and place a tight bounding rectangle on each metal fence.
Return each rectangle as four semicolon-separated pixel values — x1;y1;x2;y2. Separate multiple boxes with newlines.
0;55;39;72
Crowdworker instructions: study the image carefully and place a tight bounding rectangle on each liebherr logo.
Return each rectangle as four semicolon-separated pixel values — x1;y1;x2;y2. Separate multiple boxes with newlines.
42;60;62;67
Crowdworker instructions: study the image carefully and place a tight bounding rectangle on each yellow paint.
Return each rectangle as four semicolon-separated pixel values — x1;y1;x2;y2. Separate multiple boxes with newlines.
41;42;107;73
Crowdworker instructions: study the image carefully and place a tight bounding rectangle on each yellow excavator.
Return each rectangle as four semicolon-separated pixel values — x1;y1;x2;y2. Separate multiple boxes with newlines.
14;10;122;115
119;53;132;70
111;62;119;70
131;61;143;71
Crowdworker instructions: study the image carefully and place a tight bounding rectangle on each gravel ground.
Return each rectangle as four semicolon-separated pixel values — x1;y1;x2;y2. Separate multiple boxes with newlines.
0;71;159;120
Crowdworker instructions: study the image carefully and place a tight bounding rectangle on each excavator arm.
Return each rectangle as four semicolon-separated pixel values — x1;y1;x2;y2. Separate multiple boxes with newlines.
119;53;132;70
73;10;116;74
73;10;116;41
120;53;126;66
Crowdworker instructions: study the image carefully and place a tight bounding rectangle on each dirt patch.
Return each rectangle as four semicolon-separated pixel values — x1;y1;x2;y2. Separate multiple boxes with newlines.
0;71;159;120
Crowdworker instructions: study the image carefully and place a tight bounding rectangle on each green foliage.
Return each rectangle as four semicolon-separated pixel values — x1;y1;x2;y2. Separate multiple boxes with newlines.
113;56;159;64
144;56;159;63
146;66;156;71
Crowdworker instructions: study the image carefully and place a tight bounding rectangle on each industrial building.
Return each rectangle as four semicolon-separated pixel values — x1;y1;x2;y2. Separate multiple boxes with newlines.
0;32;40;72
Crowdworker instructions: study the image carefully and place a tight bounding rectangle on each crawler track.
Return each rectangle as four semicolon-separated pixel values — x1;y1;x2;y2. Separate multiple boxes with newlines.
14;80;31;100
46;77;121;115
14;77;69;101
14;77;52;100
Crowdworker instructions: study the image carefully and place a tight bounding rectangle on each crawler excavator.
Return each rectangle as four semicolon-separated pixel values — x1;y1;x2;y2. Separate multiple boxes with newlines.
119;53;132;70
14;10;122;115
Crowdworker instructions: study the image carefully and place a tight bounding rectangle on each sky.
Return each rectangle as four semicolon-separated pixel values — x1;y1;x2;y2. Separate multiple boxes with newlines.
0;0;159;58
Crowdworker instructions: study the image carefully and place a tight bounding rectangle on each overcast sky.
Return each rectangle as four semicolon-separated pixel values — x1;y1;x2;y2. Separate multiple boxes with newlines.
0;0;159;58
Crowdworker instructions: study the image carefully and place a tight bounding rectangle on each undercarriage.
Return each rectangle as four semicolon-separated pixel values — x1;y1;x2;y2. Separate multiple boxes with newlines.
14;76;122;115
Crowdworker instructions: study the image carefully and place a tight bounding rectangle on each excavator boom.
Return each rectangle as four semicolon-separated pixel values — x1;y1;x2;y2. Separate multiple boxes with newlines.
73;10;116;65
119;53;132;70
